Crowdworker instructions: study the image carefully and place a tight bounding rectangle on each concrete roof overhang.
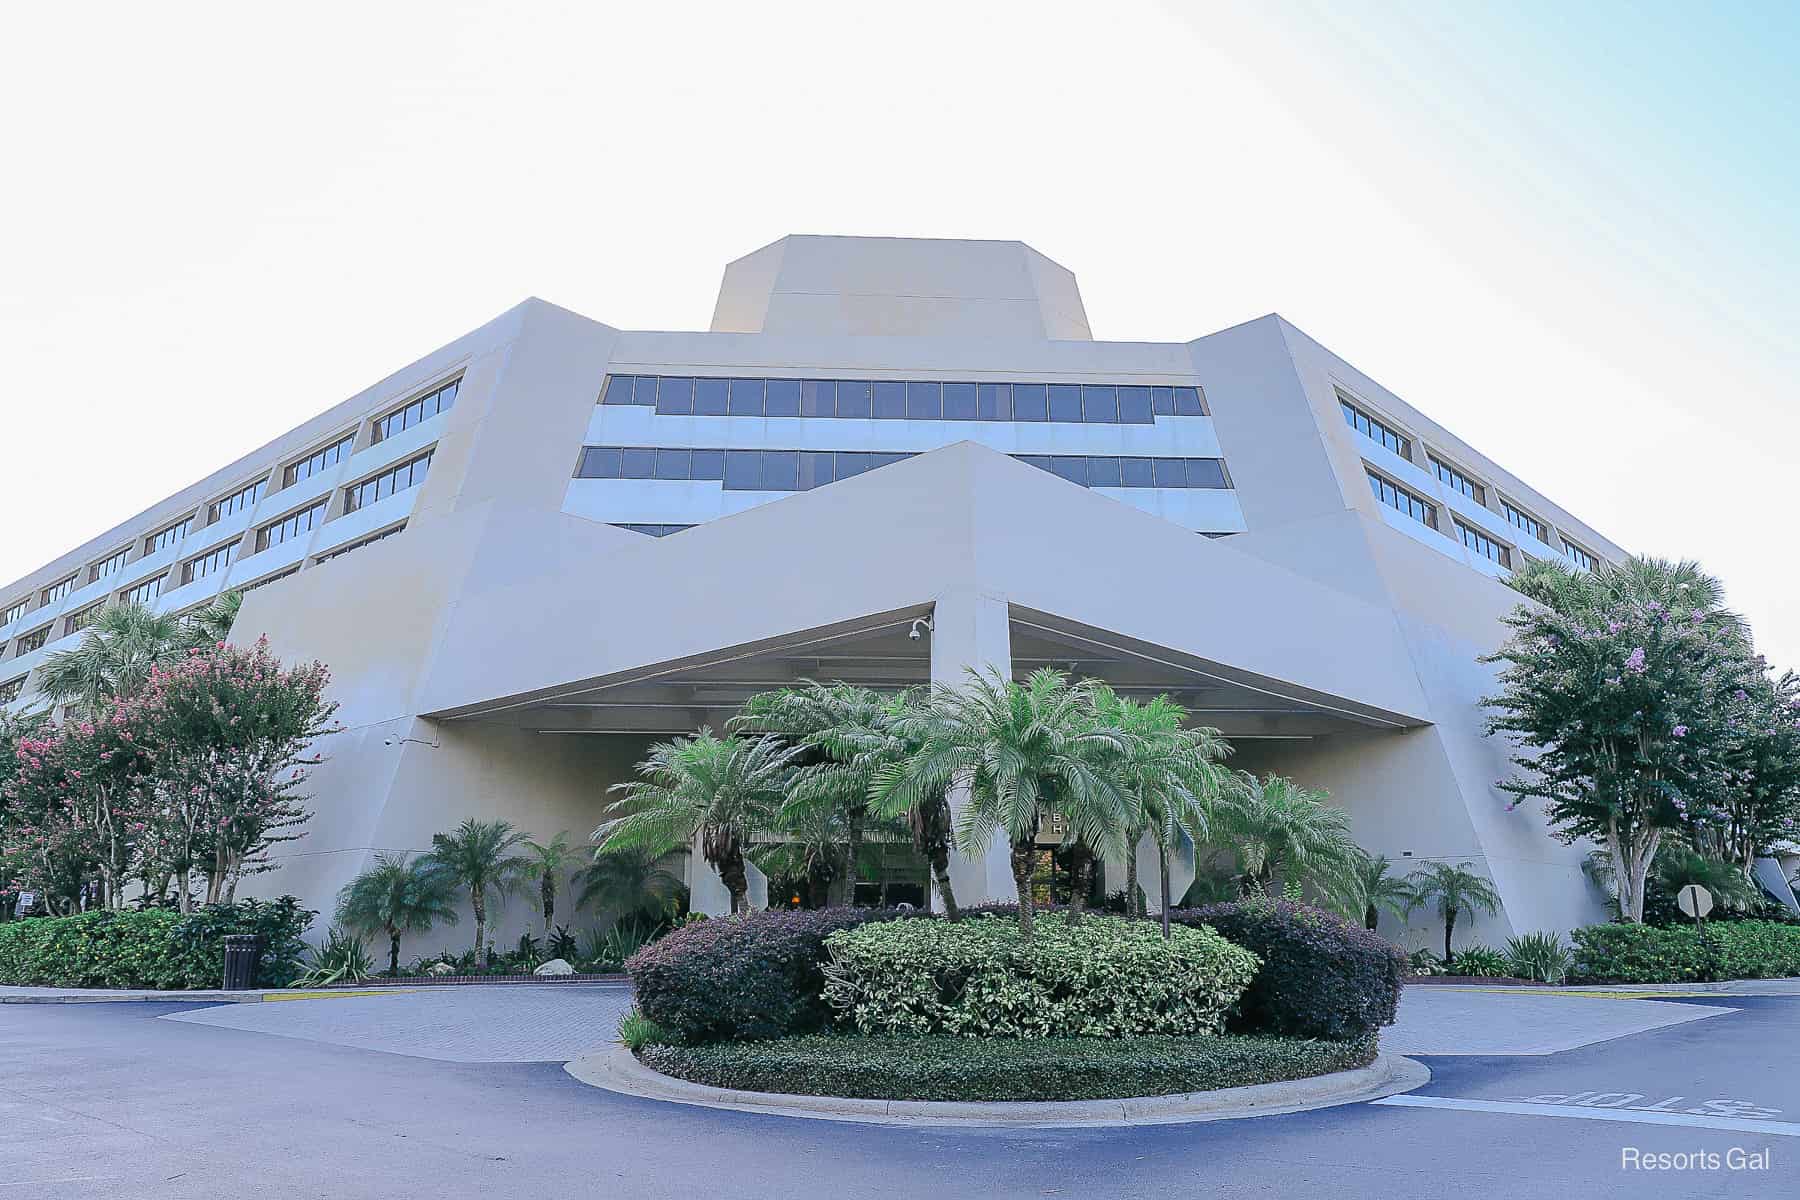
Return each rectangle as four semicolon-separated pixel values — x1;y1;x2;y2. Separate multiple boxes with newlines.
418;442;1433;737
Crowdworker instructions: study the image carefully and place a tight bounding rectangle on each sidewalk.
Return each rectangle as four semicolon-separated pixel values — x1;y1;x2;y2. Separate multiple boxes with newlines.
0;985;390;1004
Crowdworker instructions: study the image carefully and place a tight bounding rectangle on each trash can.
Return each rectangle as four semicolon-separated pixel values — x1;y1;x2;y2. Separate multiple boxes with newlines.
221;934;264;991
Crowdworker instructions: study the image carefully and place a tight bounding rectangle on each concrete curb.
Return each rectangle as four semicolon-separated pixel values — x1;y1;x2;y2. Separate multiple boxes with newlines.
564;1041;1430;1128
1;990;270;1005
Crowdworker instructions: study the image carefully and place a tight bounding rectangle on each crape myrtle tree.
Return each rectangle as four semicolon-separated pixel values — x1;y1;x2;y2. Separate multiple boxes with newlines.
127;637;337;909
1700;667;1800;871
1483;594;1751;923
6;712;152;911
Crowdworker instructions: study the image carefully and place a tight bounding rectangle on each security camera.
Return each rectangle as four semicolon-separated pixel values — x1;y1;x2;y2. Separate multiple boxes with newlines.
383;737;395;746
908;616;933;641
908;626;921;641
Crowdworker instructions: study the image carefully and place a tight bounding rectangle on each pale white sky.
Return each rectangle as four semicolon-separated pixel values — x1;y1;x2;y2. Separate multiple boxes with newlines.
3;2;1795;663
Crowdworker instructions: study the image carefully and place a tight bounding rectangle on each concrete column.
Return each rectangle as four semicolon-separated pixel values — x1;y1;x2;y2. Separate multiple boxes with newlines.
686;837;771;916
928;588;1016;909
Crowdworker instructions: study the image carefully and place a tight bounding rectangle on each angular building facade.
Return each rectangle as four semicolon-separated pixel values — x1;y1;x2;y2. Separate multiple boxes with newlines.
0;236;1627;951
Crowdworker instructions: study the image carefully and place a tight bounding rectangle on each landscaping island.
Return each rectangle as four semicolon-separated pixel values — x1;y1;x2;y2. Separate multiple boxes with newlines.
617;900;1404;1105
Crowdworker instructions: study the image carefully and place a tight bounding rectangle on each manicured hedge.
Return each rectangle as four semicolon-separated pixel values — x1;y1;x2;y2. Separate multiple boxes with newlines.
639;1032;1378;1102
821;912;1258;1038
1570;920;1800;984
625;906;920;1043
1171;899;1405;1041
0;898;313;990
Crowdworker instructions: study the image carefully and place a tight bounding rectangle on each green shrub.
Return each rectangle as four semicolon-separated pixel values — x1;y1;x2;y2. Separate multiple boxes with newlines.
821;912;1258;1039
1171;900;1405;1041
639;1032;1378;1102
0;898;314;989
1504;932;1571;983
1446;946;1510;977
1570;920;1800;983
289;926;375;986
1405;948;1443;976
625;906;919;1043
617;1008;670;1051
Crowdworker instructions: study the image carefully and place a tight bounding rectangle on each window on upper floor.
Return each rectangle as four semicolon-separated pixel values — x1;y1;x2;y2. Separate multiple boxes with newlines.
1563;539;1597;571
373;377;459;442
210;478;266;523
345;451;433;512
1340;397;1410;458
599;374;1205;424
315;523;405;563
1367;469;1436;529
1501;500;1547;544
146;517;193;556
1455;519;1511;567
89;548;130;583
121;575;164;606
1;599;26;627
1430;455;1484;504
42;576;76;606
183;541;239;584
284;432;357;487
240;565;299;592
15;625;50;656
65;603;102;637
257;501;328;552
0;677;22;704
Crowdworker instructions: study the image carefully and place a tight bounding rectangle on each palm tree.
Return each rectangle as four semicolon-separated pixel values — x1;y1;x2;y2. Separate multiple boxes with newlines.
732;682;912;907
1407;860;1502;963
1213;774;1361;902
423;818;532;966
1348;852;1415;932
1650;844;1762;913
37;592;243;715
1091;686;1237;936
521;831;580;933
574;846;684;926
597;730;797;914
335;853;460;975
879;668;1130;939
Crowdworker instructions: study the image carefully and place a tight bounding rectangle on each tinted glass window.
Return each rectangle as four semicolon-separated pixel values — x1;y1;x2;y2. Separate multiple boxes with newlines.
799;451;834;490
836;451;872;479
602;375;636;404
1151;386;1175;415
1048;384;1082;423
1081;385;1117;423
689;449;725;480
1174;387;1205;416
905;382;941;419
723;450;760;489
621;448;656;479
1117;386;1153;423
655;449;691;479
1153;458;1187;487
1012;384;1048;421
1186;459;1229;488
762;451;799;491
801;380;835;417
1050;457;1089;485
656;377;694;414
836;380;873;418
1120;458;1154;487
977;384;1011;421
1016;455;1054;472
728;378;764;416
634;376;661;405
765;379;801;417
579;447;622;478
1087;456;1122;487
873;381;906;419
942;383;976;420
695;378;729;415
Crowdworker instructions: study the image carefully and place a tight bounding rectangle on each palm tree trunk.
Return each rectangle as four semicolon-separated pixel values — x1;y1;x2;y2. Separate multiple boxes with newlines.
389;932;401;977
1068;844;1092;924
1159;846;1172;940
929;849;959;919
1365;905;1379;932
1125;843;1141;917
1011;840;1037;940
840;806;865;909
542;878;555;932
473;888;488;968
1443;908;1456;964
717;848;750;914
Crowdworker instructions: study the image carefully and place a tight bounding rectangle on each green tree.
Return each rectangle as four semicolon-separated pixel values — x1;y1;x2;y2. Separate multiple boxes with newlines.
1407;860;1502;962
1212;774;1361;902
1484;582;1751;921
732;682;912;907
1348;852;1415;932
597;731;797;914
336;853;460;975
574;846;683;925
521;831;579;933
425;818;531;966
37;593;244;716
879;668;1130;939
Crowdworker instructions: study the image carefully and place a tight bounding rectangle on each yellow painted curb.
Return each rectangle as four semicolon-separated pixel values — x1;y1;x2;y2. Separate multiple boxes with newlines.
1451;987;1721;1000
262;988;419;1003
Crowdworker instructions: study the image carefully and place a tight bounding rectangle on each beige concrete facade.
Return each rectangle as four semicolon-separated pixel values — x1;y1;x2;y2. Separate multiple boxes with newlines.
2;236;1633;957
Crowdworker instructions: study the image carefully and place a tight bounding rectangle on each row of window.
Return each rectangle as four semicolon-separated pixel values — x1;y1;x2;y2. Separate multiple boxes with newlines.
1344;393;1605;571
612;524;694;538
346;451;433;512
0;599;24;627
315;523;406;563
90;548;129;583
574;445;1232;492
1367;470;1436;529
122;575;163;606
210;478;266;524
183;542;237;585
285;433;356;487
602;374;1209;425
376;377;458;442
0;677;21;704
258;501;328;553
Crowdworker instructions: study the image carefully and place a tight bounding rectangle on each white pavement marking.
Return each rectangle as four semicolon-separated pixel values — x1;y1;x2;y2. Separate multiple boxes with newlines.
1373;1095;1800;1137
